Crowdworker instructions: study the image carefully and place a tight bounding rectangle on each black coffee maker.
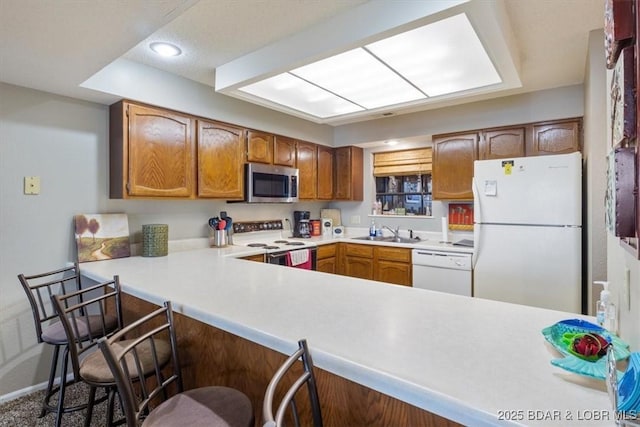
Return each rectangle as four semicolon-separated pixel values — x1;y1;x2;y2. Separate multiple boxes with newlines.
293;211;311;238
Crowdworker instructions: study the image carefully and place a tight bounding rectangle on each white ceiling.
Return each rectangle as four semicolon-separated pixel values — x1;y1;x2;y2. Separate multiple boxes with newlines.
0;0;605;126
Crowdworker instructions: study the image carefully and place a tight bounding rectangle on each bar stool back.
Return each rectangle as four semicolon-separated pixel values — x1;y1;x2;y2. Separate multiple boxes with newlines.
51;275;124;426
263;339;323;427
98;301;255;427
18;263;88;427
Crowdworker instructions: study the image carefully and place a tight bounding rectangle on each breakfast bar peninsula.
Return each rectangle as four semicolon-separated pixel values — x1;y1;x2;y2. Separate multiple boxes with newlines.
79;247;614;426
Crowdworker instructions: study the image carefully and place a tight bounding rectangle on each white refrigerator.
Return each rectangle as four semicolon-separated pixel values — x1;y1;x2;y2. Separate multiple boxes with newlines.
472;152;582;313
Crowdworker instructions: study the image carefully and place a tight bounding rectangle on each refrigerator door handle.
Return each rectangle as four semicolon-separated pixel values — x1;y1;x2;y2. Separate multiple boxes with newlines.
472;177;480;268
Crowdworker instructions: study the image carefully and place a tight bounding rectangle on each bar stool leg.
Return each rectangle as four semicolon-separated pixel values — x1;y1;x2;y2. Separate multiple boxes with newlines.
84;386;96;427
40;344;61;417
54;346;71;427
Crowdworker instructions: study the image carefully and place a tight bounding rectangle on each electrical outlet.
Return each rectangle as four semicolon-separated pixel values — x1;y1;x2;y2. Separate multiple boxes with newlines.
351;215;361;224
624;267;631;311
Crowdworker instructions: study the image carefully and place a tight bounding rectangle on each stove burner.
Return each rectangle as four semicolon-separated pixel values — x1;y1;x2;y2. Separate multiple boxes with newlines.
286;241;305;246
273;240;289;244
247;243;267;247
264;246;280;250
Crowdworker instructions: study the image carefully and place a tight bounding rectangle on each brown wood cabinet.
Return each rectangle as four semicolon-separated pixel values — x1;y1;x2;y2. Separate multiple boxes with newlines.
479;127;525;160
432;133;478;200
296;141;317;200
334;146;363;201
246;130;274;164
432;118;582;200
247;131;297;167
338;243;412;286
316;243;337;274
317;145;334;200
197;120;245;199
375;246;412;286
342;243;374;280
274;135;296;167
528;119;581;156
110;101;196;198
108;100;363;202
240;254;265;263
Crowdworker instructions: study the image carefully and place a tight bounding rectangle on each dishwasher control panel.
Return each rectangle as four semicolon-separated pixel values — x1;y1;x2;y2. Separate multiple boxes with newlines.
412;249;472;271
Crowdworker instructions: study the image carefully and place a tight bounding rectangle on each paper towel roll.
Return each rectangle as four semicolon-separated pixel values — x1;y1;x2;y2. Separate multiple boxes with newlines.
441;217;449;243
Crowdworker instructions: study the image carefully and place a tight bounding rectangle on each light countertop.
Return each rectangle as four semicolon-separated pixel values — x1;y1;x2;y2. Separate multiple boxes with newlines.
79;244;614;427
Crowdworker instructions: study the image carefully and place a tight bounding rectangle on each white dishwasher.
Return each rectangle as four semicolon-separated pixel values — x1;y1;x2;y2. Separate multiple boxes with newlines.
412;249;473;296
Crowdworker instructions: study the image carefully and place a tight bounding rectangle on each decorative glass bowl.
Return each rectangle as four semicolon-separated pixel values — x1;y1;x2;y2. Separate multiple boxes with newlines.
542;319;630;379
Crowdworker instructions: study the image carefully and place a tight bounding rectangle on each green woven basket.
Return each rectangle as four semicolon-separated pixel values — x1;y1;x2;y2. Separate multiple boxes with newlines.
142;224;168;257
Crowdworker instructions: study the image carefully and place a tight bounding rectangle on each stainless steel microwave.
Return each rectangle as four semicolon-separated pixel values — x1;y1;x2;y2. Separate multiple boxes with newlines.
245;163;298;203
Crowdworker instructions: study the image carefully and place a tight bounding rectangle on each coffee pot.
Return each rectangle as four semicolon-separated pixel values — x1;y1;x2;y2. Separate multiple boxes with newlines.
293;211;311;238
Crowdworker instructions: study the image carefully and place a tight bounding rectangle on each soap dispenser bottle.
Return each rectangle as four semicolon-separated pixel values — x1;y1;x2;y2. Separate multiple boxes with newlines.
594;281;617;333
369;219;376;237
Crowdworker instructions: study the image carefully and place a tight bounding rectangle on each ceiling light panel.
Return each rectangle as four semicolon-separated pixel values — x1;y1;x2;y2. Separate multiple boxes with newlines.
238;73;363;118
291;48;426;109
367;13;501;97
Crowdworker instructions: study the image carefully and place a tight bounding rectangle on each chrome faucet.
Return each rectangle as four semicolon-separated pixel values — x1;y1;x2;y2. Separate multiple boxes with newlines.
383;225;401;239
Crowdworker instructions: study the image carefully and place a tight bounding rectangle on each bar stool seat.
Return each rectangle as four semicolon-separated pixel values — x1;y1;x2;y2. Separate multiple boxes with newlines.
79;338;171;384
143;386;254;427
41;314;118;344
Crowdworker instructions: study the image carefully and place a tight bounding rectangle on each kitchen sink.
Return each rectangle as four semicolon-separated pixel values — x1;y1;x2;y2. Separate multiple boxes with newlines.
352;236;422;244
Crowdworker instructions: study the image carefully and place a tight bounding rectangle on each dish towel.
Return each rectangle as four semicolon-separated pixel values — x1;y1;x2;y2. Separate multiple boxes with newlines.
286;249;311;269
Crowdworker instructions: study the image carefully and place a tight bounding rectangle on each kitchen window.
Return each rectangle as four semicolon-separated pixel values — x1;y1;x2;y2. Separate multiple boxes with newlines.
372;147;433;216
374;174;432;216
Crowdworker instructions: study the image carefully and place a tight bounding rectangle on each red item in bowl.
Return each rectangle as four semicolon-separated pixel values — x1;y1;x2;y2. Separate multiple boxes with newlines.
572;333;610;359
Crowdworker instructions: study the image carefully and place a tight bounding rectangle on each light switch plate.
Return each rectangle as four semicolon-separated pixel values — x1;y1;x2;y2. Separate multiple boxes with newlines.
24;176;40;195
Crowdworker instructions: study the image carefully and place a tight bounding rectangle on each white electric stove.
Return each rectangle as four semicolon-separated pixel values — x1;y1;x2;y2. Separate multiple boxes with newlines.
232;220;317;268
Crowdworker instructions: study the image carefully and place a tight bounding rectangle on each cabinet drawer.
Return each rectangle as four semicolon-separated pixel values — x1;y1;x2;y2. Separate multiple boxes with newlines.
377;247;411;263
317;243;337;259
344;243;374;258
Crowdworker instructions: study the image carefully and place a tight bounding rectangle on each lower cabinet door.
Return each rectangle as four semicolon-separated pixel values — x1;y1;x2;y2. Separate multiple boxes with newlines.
376;261;412;286
317;257;336;274
344;257;374;280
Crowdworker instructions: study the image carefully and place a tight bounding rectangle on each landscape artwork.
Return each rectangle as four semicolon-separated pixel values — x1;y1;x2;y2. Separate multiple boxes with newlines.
74;213;131;262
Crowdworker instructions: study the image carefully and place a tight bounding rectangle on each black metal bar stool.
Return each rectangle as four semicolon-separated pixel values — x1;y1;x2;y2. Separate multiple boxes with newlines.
18;263;86;426
18;263;118;427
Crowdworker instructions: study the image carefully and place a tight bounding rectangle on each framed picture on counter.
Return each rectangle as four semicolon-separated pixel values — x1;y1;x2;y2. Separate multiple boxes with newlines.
74;213;131;262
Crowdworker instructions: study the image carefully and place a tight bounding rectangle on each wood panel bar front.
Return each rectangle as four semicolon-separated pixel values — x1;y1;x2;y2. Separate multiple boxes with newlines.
121;293;459;427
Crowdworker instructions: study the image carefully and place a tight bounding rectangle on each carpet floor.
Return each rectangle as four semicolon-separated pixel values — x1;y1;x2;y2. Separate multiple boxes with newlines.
0;382;119;426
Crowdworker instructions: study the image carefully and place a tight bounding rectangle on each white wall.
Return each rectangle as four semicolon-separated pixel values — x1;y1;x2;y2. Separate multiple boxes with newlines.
583;30;608;313
333;85;584;146
0;82;329;396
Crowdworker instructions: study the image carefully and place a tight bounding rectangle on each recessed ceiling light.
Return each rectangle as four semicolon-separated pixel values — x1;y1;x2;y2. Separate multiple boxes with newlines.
385;140;399;146
149;42;182;57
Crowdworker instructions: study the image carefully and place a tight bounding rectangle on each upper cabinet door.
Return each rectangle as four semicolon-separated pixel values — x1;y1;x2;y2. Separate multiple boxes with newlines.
127;103;195;198
479;127;525;160
296;141;317;200
334;146;363;201
432;133;478;200
317;145;334;200
197;120;245;199
247;130;273;164
274;135;296;167
528;119;581;156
